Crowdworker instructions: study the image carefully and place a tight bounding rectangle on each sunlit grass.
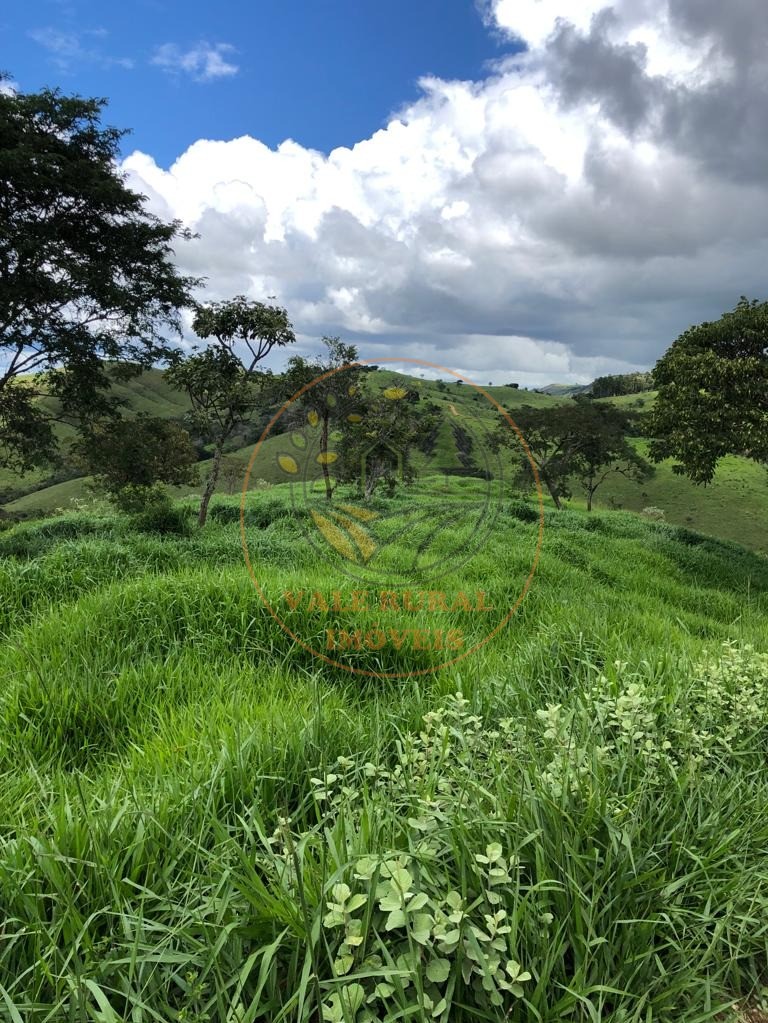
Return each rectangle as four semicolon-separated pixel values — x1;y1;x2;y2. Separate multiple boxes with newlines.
0;485;767;1020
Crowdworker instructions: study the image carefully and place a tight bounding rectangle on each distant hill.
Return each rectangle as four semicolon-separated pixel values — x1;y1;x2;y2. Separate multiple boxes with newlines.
1;368;765;553
538;382;592;397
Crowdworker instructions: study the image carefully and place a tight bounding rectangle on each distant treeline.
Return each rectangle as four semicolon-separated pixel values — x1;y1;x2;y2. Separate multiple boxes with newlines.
588;372;654;398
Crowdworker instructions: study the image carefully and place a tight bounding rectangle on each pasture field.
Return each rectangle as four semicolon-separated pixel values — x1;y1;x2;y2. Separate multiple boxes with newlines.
1;481;767;1020
4;374;767;557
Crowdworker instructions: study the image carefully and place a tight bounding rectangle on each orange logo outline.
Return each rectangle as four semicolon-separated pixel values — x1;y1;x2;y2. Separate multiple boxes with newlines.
239;357;544;678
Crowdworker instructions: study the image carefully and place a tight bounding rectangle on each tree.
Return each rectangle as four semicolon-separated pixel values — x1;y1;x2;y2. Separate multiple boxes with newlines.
588;372;653;398
570;404;652;510
219;455;249;495
336;385;433;499
492;402;650;510
73;414;198;510
167;297;296;525
282;337;361;501
491;405;577;509
650;297;768;483
0;77;198;473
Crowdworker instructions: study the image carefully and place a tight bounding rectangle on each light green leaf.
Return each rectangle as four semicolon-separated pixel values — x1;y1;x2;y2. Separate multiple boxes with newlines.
332;883;351;904
485;842;503;863
334;954;354;976
385;908;407;930
426;958;451;984
408;892;429;912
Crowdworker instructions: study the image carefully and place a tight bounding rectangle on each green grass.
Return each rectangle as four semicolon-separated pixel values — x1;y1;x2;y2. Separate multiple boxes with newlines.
0;484;767;1020
593;440;768;553
5;372;766;559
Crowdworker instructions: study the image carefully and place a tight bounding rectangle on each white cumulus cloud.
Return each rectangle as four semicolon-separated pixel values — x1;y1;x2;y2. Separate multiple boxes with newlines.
124;1;768;385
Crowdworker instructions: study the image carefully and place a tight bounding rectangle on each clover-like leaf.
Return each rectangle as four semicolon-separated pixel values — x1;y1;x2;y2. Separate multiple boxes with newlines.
334;954;354;976
408;892;429;912
385;908;407;930
411;912;433;945
426;958;451;984
332;883;351;904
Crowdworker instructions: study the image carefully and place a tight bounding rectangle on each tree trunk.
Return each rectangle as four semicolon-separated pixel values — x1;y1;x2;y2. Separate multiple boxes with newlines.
321;411;333;501
541;471;562;510
198;441;224;527
587;488;594;512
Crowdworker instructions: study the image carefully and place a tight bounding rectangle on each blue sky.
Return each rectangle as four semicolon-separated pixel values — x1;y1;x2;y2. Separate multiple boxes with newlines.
5;1;767;384
5;0;514;167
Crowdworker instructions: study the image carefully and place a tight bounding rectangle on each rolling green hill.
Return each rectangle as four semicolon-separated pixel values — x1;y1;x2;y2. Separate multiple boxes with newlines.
2;371;765;553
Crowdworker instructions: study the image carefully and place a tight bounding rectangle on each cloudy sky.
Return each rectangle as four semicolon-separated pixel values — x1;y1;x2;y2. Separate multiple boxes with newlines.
9;0;768;385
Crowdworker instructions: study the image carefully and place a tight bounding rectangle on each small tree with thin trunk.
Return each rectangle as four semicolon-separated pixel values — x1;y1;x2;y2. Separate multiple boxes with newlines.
336;385;431;500
492;405;582;509
282;337;361;501
493;402;652;510
570;404;652;510
167;296;295;526
167;346;265;524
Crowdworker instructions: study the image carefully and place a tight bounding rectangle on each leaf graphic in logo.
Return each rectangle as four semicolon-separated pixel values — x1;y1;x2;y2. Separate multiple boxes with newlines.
278;454;299;475
383;386;408;401
332;513;377;561
338;504;377;522
310;511;359;562
310;508;378;563
307;410;320;428
347;413;362;423
316;451;338;465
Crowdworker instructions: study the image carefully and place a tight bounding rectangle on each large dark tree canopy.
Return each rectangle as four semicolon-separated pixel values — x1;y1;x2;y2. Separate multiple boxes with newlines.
650;297;768;484
0;78;199;470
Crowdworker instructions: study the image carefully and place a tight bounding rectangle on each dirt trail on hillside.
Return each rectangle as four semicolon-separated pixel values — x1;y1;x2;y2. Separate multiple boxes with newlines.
448;403;461;417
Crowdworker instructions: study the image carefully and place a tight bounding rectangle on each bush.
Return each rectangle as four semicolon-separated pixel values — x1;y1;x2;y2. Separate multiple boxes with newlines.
642;506;665;521
131;500;192;536
504;498;540;523
208;503;241;525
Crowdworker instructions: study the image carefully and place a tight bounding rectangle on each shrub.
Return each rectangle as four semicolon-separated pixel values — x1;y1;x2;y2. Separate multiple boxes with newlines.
504;499;540;523
131;500;192;536
642;505;665;521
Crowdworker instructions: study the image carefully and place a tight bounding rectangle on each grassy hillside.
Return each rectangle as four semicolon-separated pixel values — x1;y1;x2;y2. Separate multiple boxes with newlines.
594;440;768;553
0;486;767;1019
3;372;765;555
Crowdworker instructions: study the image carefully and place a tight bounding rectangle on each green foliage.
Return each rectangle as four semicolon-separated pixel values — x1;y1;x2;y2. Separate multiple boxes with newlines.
192;294;296;371
283;336;362;500
493;402;650;511
570;403;653;510
72;414;198;507
131;495;193;535
167;346;260;444
0;77;198;470
589;372;654;398
168;298;296;524
336;386;430;499
650;296;768;483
